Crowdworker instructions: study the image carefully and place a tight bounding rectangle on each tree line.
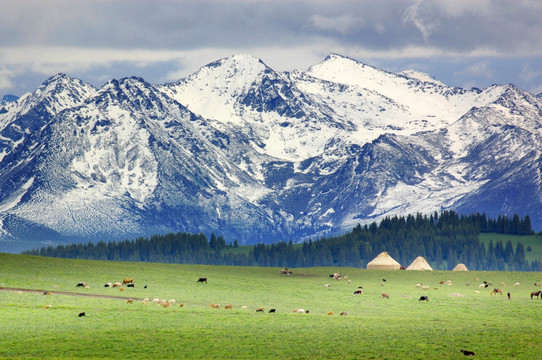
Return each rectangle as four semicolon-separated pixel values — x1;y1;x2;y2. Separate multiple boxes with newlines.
23;211;541;271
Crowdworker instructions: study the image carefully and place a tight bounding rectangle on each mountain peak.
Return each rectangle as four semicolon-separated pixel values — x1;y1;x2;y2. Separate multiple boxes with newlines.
399;70;446;86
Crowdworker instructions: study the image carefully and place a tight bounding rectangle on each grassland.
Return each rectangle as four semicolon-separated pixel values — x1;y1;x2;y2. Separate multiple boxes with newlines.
1;253;541;359
479;233;542;263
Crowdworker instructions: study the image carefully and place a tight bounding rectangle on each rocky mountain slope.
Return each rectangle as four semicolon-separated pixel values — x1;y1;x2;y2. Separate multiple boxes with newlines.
1;54;541;251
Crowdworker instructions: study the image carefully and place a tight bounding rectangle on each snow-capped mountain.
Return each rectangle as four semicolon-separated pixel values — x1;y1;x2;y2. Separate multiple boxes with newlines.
1;54;541;251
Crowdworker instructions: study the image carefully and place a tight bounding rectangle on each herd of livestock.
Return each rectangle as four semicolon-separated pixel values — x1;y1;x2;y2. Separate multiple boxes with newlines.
46;268;542;317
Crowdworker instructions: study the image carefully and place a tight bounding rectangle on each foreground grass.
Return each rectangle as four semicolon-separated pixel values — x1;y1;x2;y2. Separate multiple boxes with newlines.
1;253;541;359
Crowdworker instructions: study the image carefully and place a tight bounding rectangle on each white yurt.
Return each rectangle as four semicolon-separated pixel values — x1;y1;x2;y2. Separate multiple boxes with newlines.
452;263;468;271
406;256;433;270
366;252;401;270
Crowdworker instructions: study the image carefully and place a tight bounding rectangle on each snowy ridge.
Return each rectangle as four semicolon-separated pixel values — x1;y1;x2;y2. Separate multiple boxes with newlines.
1;54;541;250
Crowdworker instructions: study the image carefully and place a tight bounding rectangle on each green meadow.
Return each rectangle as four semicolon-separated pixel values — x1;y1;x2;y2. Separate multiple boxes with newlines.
1;253;541;359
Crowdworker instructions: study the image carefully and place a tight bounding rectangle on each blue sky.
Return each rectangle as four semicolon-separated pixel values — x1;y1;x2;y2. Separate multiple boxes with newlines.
1;0;541;96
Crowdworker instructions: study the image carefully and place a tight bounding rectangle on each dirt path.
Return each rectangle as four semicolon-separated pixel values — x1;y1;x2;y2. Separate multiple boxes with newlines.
0;287;141;300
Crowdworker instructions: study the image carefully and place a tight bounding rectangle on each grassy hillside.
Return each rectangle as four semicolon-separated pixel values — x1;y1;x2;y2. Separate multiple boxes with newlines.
1;253;542;359
479;233;542;263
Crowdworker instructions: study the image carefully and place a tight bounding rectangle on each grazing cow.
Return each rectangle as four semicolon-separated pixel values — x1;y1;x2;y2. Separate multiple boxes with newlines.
490;288;503;296
256;307;264;312
419;296;429;302
76;282;86;287
43;291;51;295
104;283;112;287
340;311;348;316
112;282;122;288
241;306;248;310
328;311;334;315
78;312;86;317
280;268;293;275
44;305;52;309
354;289;363;295
513;282;520;287
460;349;475;356
530;291;541;299
381;292;389;299
269;309;276;313
122;278;134;284
127;283;135;288
197;277;207;284
126;299;134;304
210;303;220;309
224;304;233;309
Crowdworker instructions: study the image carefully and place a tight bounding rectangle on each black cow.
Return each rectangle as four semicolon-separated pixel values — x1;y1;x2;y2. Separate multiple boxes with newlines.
76;282;86;287
127;283;135;288
269;309;276;313
419;296;429;301
460;349;475;356
78;312;86;317
354;289;363;295
197;277;207;284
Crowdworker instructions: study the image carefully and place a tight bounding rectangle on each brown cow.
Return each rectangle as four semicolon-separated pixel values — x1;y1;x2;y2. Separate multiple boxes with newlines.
122;278;134;284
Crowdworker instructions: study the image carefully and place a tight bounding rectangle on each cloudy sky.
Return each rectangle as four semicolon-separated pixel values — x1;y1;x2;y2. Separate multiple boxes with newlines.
1;0;541;97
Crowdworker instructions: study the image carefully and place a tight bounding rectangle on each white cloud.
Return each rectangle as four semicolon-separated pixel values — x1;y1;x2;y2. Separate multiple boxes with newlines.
454;61;494;80
520;64;542;83
305;14;362;35
402;0;440;42
0;65;14;90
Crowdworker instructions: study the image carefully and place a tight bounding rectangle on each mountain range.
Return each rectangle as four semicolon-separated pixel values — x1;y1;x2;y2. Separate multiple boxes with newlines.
1;54;541;252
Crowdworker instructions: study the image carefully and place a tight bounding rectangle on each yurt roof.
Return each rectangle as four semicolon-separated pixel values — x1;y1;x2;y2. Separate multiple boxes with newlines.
366;251;401;269
452;263;468;271
406;256;433;270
